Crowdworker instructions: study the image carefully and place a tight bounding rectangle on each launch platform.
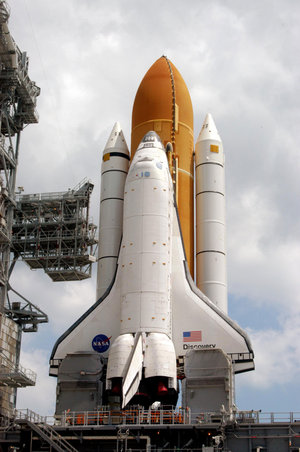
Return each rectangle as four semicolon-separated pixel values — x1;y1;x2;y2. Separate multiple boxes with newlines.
1;407;300;451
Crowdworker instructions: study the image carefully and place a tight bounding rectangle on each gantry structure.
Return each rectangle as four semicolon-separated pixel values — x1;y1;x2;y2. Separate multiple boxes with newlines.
0;1;96;417
0;0;44;415
0;0;40;308
12;178;97;282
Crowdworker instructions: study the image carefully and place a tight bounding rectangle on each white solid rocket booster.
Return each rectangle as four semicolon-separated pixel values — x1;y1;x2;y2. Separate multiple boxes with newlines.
96;122;130;300
195;113;227;313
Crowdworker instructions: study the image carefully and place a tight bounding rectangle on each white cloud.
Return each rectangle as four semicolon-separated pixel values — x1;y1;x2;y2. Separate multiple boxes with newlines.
239;314;300;388
50;280;96;335
10;263;96;335
16;349;56;416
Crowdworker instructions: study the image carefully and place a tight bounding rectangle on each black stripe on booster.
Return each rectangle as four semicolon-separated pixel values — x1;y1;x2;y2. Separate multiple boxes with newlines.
196;191;224;197
102;169;128;176
195;161;223;169
99;255;118;260
103;152;130;161
100;197;124;203
196;250;225;256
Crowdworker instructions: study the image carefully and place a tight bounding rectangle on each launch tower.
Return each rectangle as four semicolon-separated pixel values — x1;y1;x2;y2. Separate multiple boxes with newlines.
0;1;97;418
0;0;45;416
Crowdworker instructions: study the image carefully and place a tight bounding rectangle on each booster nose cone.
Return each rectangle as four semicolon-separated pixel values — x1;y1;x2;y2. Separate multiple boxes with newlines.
196;113;221;143
104;121;130;158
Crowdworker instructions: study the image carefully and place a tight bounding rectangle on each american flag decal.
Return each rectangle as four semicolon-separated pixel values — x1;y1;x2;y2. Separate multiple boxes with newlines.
183;331;202;342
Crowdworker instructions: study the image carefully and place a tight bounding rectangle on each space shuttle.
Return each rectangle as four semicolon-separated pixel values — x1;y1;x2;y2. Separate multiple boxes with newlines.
50;56;254;409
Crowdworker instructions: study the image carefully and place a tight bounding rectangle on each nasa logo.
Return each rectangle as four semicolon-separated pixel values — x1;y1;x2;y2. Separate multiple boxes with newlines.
92;334;111;353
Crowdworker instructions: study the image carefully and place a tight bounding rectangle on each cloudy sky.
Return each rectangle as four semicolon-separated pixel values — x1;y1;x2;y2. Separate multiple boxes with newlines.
6;0;300;415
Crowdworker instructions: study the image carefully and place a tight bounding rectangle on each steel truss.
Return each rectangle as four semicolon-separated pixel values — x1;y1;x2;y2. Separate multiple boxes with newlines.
12;178;97;281
0;1;44;416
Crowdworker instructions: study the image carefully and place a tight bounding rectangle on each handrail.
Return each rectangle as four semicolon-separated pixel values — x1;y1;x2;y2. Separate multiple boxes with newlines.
0;352;37;383
14;407;300;428
14;411;78;452
15;409;46;423
15;178;93;203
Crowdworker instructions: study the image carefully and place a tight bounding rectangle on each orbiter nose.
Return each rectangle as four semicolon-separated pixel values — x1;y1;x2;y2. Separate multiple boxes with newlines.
141;131;162;143
137;131;165;152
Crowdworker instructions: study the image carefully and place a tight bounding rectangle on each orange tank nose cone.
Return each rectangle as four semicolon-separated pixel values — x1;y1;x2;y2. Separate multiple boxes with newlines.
131;56;193;156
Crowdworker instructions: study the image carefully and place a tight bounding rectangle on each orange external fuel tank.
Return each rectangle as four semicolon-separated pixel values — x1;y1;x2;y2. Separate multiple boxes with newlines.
131;56;194;276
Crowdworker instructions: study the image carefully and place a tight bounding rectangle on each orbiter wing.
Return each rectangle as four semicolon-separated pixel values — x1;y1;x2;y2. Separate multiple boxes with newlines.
171;205;254;374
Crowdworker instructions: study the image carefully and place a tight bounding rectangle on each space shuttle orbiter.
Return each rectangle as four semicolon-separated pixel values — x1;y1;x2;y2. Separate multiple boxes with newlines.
50;57;254;408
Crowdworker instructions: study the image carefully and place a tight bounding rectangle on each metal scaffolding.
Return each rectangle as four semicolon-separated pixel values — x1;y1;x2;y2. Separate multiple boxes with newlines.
0;1;97;417
12;178;97;281
0;0;40;309
0;350;36;388
5;285;48;333
0;1;44;416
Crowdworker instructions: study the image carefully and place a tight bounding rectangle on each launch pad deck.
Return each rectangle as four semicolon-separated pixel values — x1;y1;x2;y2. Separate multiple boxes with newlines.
1;408;300;451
